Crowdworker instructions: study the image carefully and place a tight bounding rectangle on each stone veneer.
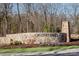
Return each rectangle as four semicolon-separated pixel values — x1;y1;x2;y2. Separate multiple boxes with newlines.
0;32;66;45
62;21;70;42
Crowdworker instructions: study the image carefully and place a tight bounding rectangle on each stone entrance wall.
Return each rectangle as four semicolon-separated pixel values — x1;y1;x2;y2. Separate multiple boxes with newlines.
0;33;66;45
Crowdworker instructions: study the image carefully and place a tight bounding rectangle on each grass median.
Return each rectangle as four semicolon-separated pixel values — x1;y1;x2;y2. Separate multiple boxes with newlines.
0;46;79;53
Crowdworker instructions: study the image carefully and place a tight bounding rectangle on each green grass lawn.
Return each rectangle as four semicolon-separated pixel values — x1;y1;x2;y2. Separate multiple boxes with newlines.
0;46;79;53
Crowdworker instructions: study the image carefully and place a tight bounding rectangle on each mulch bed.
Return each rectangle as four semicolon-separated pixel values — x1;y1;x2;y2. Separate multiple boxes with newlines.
0;41;79;48
63;41;79;46
0;44;40;48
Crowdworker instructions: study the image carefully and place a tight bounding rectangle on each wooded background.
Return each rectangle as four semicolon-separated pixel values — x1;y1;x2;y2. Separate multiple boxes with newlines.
0;3;79;36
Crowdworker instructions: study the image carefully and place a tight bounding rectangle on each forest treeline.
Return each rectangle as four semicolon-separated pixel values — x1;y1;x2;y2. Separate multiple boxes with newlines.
0;3;79;36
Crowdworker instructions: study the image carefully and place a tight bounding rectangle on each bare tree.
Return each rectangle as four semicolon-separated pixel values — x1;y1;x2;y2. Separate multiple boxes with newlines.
71;4;79;33
16;3;22;33
0;3;13;36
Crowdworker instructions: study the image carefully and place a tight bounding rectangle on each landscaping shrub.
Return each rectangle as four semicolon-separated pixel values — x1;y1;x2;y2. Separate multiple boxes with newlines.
10;39;14;45
14;41;22;45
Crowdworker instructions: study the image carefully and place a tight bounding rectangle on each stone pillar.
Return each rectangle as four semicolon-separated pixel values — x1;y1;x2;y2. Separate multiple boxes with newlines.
62;21;70;42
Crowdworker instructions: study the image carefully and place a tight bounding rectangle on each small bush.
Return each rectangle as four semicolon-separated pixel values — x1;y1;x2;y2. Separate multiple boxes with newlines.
10;39;14;45
14;41;22;45
10;43;14;45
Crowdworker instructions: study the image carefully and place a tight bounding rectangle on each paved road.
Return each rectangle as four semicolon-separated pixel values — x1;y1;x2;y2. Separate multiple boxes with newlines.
0;52;79;56
0;48;79;56
38;52;79;56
